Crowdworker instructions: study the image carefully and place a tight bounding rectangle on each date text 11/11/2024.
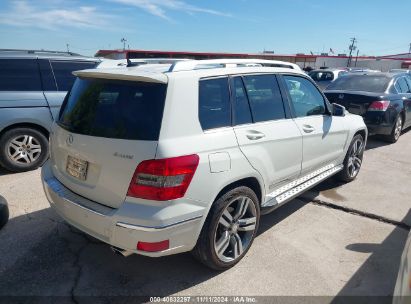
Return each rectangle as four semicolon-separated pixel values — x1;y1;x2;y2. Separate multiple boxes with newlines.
149;296;257;303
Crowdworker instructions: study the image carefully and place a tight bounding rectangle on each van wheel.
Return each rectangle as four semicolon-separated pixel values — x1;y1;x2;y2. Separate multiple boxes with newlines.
192;186;260;270
336;134;364;183
0;128;49;172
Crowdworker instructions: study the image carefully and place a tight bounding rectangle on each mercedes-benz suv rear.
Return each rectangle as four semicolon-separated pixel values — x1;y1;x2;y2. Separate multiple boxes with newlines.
42;59;367;270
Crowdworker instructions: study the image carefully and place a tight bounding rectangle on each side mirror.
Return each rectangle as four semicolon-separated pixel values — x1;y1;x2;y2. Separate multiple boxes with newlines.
332;103;346;117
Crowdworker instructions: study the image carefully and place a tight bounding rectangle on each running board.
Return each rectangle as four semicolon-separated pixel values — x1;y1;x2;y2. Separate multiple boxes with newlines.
262;164;343;208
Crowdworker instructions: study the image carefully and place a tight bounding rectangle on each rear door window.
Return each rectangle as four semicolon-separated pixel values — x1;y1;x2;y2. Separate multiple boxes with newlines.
0;59;42;91
242;74;285;122
199;77;231;130
59;78;167;140
50;61;98;91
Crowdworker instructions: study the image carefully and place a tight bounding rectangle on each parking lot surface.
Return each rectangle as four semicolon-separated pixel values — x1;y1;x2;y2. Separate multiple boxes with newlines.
0;132;410;301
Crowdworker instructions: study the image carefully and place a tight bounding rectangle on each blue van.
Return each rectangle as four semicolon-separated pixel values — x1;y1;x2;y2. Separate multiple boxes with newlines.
0;50;100;172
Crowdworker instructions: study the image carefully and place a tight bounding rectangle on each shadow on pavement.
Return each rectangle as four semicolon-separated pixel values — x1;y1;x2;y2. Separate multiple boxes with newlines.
366;129;411;151
299;179;411;300
331;209;411;302
0;167;13;176
365;136;393;151
0;199;309;300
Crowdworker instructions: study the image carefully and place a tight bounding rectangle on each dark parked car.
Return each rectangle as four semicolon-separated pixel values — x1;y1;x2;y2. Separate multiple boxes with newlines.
0;50;100;172
324;72;411;143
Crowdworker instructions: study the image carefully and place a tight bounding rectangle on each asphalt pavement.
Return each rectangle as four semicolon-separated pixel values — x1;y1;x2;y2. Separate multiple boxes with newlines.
0;131;410;302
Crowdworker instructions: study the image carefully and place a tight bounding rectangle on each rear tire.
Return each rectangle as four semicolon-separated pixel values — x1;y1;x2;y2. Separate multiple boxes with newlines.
336;134;364;183
192;186;260;270
384;115;402;143
0;128;49;172
0;196;9;229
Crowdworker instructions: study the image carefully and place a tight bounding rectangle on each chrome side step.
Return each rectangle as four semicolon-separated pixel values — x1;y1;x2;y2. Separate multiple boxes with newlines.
262;164;343;208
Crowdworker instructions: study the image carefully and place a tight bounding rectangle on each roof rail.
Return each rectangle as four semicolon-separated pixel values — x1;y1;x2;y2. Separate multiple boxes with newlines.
97;58;190;69
168;59;301;72
0;49;82;56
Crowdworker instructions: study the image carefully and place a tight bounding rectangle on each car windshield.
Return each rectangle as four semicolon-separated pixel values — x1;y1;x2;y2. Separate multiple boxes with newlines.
58;78;167;141
326;75;391;92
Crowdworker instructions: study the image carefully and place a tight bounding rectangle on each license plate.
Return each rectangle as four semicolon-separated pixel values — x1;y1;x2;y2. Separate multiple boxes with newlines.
66;156;88;181
349;104;363;115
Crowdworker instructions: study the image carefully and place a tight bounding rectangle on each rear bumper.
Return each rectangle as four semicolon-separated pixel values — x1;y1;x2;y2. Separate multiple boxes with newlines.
366;124;393;136
41;161;206;257
363;112;395;136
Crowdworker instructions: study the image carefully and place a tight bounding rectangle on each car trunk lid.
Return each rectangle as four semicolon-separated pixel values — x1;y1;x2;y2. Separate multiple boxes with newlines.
325;90;386;116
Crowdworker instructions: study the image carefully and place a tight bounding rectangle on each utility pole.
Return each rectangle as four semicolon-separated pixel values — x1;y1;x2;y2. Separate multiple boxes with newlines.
121;38;127;51
409;43;411;56
347;37;357;67
66;43;70;53
354;49;359;67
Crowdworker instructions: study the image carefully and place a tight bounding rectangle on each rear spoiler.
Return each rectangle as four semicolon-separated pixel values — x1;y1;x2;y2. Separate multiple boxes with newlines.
73;69;168;84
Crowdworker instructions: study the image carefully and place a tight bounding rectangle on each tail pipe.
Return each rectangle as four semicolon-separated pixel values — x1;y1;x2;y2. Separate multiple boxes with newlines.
111;246;134;257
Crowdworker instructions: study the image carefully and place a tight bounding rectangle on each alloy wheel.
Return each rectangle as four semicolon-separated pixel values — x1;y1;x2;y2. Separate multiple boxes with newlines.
394;116;402;141
6;135;42;165
214;196;257;263
347;138;363;178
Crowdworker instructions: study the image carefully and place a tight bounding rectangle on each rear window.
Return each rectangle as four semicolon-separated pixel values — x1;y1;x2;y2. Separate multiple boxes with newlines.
51;61;98;91
326;75;390;92
0;59;42;91
58;78;167;140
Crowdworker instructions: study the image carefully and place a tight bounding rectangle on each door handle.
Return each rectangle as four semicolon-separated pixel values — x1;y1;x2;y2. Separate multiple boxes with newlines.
302;124;315;133
245;130;266;140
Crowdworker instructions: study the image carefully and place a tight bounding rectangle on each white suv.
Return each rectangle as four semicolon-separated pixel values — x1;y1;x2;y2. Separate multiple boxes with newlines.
41;59;367;270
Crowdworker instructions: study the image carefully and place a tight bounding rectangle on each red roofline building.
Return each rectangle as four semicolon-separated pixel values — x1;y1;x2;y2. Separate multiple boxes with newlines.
94;49;411;71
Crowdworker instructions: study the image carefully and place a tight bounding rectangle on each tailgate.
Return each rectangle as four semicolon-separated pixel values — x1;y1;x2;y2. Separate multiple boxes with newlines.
50;126;157;209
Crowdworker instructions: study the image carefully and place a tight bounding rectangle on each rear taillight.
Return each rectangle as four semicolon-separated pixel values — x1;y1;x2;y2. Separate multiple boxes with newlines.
127;154;200;201
368;100;390;111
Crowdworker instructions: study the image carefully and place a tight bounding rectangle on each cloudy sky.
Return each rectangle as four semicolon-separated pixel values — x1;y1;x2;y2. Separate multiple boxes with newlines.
0;0;410;56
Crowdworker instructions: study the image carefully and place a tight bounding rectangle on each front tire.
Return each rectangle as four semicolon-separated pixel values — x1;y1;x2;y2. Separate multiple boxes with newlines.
192;186;260;270
337;134;364;183
0;128;49;172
